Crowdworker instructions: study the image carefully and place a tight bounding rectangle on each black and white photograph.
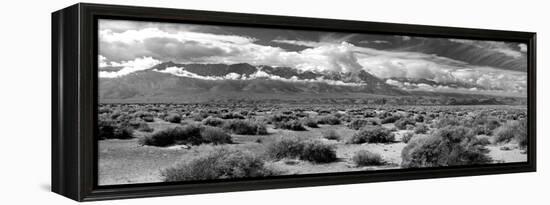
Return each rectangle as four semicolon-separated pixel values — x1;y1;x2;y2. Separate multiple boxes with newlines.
97;19;529;186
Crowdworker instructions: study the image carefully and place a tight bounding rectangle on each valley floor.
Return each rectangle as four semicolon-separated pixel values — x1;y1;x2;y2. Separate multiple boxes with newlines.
99;120;526;185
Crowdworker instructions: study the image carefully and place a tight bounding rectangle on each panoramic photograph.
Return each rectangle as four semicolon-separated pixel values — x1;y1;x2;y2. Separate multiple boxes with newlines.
97;19;528;185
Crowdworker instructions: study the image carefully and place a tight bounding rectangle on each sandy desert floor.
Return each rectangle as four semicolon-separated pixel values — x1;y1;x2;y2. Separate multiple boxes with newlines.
99;118;526;185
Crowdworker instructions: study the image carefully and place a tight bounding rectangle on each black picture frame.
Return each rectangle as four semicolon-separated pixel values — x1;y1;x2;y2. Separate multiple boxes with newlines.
52;3;536;201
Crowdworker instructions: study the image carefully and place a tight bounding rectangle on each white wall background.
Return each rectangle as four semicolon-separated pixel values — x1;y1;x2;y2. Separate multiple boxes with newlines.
0;0;547;204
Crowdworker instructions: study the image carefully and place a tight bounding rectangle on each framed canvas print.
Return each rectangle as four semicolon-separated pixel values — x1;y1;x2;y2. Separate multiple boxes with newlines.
52;3;536;201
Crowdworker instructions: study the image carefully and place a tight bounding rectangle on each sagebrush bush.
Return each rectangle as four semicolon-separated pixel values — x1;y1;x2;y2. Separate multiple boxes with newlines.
494;120;527;147
142;115;155;122
340;115;353;123
433;116;461;128
128;120;142;129
269;114;298;124
480;118;501;135
134;111;154;122
139;124;203;147
518;136;527;150
109;111;122;120
380;115;400;124
300;141;337;163
317;115;341;125
200;126;233;145
223;120;268;135
364;110;376;118
115;126;135;139
295;112;308;118
348;126;395;144
352;150;384;166
239;110;250;116
137;122;154;132
164;113;182;123
401;126;492;168
401;131;415;143
98;120;135;140
266;138;304;160
98;120;116;140
494;125;515;143
302;118;319;128
115;112;133;122
322;130;341;140
274;120;307;131
414;123;429;134
517;119;528;149
162;148;276;181
348;118;379;130
465;116;501;135
191;112;208;121
220;112;245;119
394;118;416;130
266;138;337;163
202;116;225;127
98;107;112;114
476;135;492;146
414;114;425;123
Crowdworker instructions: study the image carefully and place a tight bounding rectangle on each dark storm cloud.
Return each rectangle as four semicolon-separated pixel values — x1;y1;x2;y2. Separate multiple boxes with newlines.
100;37;243;63
99;41;144;62
143;37;231;61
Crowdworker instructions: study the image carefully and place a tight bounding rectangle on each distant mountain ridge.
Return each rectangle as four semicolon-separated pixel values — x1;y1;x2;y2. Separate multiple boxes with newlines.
151;62;259;77
100;61;409;101
148;61;396;86
99;62;523;104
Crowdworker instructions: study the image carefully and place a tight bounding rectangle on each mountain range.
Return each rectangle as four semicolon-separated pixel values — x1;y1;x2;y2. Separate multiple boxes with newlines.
99;62;523;104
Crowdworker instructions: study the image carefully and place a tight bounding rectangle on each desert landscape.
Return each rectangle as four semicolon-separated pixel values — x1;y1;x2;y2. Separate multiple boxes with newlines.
97;19;529;185
98;103;527;185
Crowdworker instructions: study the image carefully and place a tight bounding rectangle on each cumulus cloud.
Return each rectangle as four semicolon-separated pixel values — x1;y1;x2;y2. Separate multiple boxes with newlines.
361;54;526;95
273;39;467;73
99;27;262;62
154;66;366;86
386;77;523;97
224;72;243;80
272;39;322;47
291;42;364;73
99;56;161;78
98;20;527;96
100;22;460;75
154;66;233;80
99;55;108;67
357;40;390;44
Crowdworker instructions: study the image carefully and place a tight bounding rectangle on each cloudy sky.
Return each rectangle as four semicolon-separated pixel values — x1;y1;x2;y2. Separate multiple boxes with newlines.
99;19;528;97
